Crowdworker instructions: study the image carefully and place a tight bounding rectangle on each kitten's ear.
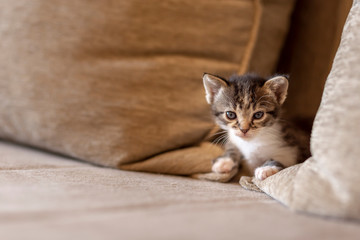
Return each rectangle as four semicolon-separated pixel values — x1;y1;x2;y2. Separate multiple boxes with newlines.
203;73;228;104
263;75;289;105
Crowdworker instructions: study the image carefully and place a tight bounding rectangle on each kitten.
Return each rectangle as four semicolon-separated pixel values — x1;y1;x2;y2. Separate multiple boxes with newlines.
203;73;310;180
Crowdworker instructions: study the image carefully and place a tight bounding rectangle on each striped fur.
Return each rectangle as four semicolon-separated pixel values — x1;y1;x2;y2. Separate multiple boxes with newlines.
203;73;310;180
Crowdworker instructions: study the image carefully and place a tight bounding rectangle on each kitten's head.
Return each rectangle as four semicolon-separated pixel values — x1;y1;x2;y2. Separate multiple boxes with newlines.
203;73;288;140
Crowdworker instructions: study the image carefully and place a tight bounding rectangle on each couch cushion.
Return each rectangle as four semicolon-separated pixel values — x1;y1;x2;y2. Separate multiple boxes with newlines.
243;0;360;220
278;0;352;120
1;141;360;240
0;0;294;176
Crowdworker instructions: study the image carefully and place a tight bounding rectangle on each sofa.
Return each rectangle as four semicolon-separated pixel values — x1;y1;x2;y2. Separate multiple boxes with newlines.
1;0;359;239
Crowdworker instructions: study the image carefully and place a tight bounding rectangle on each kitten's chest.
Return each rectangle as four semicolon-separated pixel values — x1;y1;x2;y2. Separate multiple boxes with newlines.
229;126;298;168
231;135;276;163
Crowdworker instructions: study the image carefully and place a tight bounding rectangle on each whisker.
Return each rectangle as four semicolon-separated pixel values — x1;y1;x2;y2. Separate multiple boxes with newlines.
210;131;228;137
212;134;227;146
212;133;229;146
220;135;230;147
220;136;229;146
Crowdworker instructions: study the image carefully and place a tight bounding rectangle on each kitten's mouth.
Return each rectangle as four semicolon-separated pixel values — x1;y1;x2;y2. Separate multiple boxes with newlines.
235;132;252;139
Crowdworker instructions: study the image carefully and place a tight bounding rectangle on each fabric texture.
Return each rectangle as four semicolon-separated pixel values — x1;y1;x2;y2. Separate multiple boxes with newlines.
241;0;360;220
0;0;294;178
1;141;360;240
278;0;352;120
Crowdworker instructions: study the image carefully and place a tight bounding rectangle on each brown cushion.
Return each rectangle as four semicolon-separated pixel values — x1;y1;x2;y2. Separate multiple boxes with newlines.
278;0;352;120
0;0;294;176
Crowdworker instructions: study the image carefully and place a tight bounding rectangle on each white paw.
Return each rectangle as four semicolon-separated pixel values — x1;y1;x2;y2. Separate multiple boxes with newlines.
254;166;280;180
212;157;236;173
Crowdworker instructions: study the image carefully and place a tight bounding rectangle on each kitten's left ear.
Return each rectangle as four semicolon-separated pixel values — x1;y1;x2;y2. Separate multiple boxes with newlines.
203;73;228;104
263;75;289;105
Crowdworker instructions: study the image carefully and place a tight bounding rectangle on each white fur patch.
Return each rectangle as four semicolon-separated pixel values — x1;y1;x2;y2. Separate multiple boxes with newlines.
229;122;298;173
255;166;280;180
212;157;236;173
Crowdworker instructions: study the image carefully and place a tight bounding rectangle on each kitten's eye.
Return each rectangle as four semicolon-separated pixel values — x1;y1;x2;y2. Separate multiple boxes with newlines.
226;111;237;120
253;111;264;119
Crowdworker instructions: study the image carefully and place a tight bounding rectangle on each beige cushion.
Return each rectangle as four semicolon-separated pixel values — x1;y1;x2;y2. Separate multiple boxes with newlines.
241;0;360;220
2;140;360;239
0;0;294;177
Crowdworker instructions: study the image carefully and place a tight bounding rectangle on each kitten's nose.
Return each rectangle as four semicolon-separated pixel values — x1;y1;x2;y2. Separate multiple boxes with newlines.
240;128;249;134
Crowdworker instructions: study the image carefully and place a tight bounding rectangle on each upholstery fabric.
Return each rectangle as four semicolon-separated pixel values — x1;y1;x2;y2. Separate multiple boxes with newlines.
278;0;352;120
0;0;294;177
241;0;360;220
1;141;360;240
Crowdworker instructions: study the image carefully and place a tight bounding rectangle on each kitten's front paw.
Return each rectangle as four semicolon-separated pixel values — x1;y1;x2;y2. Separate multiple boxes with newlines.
254;166;280;180
212;157;236;173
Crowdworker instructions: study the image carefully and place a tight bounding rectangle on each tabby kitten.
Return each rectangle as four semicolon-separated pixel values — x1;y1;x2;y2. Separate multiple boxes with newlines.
203;73;310;180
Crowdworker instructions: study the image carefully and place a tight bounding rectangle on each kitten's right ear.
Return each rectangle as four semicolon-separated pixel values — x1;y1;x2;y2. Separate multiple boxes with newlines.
203;73;228;104
263;75;289;105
